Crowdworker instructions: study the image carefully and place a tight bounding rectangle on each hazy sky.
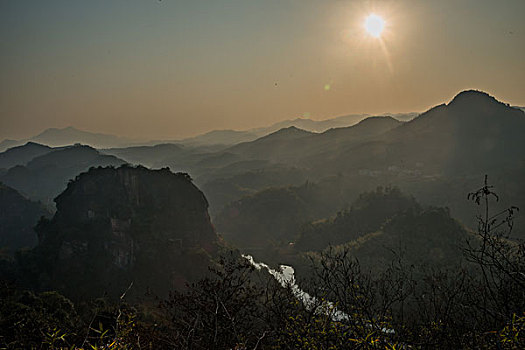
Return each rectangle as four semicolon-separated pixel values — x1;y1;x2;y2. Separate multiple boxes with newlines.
1;0;524;140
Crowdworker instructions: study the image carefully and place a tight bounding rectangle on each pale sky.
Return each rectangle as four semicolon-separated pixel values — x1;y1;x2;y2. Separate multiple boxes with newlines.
1;0;524;140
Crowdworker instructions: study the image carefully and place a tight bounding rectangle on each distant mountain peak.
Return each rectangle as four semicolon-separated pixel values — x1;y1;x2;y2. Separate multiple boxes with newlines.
356;115;399;125
24;141;48;147
322;115;401;137
265;126;313;138
41;126;76;132
447;90;503;108
8;141;51;151
276;126;309;133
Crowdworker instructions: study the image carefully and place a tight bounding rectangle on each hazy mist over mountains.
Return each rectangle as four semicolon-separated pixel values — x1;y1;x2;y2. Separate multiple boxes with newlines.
2;0;525;346
1;90;523;224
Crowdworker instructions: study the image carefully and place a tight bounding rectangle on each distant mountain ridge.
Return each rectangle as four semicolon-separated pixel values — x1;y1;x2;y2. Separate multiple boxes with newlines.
0;142;52;169
226;116;403;164
0;127;143;152
0;144;126;206
0;112;418;151
177;113;416;147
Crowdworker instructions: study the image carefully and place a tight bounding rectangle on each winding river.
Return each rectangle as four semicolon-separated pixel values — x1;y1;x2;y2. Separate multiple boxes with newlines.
243;254;348;321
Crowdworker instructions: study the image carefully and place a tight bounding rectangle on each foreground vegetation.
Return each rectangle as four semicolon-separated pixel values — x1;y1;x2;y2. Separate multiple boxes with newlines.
2;246;523;349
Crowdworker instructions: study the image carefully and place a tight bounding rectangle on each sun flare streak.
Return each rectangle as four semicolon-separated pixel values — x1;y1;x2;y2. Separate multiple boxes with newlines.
378;37;394;73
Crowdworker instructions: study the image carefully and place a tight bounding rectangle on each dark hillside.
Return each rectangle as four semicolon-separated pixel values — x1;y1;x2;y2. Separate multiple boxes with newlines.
295;186;420;251
0;183;51;255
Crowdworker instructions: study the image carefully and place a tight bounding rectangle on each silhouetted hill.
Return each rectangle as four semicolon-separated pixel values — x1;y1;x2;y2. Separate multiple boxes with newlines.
0;142;53;169
290;91;525;178
0;183;51;255
330;90;525;176
327;207;469;269
0;145;126;206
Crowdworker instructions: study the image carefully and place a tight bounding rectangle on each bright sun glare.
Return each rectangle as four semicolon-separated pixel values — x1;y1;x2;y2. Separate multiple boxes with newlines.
364;14;385;38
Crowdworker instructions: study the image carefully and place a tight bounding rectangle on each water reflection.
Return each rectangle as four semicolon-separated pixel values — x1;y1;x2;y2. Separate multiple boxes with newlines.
243;254;347;321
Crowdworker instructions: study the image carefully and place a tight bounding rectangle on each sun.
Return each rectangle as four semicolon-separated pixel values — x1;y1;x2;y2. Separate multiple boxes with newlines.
364;14;385;38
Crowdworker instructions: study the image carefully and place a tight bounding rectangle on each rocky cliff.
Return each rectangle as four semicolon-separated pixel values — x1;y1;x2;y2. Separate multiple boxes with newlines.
27;165;218;299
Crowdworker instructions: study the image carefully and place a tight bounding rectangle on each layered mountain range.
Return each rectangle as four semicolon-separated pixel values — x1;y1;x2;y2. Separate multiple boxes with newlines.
0;112;417;152
1;90;524;244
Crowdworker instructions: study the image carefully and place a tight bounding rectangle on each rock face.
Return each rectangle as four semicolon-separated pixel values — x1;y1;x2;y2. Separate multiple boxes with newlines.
31;165;217;299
